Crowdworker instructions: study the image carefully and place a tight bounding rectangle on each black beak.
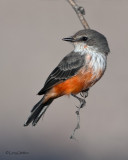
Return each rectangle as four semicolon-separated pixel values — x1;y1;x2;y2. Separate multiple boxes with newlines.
62;37;75;42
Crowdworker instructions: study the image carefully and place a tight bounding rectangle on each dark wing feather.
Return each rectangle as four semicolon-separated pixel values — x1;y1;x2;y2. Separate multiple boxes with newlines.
38;52;85;95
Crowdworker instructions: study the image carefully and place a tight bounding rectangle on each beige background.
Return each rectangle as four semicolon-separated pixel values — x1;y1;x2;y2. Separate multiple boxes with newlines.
0;0;128;160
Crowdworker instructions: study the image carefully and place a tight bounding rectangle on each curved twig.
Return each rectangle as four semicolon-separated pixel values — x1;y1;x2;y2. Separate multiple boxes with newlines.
67;0;90;29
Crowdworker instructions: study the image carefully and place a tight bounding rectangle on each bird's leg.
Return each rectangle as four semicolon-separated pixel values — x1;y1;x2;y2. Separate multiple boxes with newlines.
80;88;89;99
71;94;86;108
70;89;89;140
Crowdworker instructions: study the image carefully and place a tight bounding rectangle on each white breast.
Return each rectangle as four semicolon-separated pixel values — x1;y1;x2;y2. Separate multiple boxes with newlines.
89;51;106;79
74;44;107;79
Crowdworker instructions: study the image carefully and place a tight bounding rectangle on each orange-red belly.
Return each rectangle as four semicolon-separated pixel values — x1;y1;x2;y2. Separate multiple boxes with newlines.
53;67;103;95
43;68;103;103
53;71;92;95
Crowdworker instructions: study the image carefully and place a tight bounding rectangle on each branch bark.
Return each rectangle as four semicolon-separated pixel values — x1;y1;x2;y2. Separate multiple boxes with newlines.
67;0;90;29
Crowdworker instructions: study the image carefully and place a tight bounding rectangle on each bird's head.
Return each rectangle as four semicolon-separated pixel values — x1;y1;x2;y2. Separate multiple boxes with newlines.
63;29;110;55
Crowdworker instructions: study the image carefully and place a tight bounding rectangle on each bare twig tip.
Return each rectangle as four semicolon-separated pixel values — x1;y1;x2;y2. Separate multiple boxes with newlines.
78;7;85;15
67;0;90;29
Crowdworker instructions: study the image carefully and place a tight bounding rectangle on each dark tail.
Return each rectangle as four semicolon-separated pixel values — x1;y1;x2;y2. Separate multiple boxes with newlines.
24;97;53;126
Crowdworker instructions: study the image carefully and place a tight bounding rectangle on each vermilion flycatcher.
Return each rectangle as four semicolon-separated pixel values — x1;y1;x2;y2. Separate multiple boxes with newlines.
24;29;110;126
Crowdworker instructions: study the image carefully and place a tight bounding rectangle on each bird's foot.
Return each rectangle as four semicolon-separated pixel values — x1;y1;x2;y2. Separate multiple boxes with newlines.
80;88;89;98
72;94;86;108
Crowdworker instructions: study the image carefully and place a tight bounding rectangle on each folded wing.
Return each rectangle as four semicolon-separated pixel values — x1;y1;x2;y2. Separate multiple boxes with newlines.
38;52;85;95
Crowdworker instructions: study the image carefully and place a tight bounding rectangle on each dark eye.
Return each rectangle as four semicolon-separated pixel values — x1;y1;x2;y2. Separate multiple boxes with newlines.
82;36;88;41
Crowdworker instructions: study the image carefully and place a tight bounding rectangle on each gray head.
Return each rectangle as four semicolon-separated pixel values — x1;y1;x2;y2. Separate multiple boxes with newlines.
63;29;110;55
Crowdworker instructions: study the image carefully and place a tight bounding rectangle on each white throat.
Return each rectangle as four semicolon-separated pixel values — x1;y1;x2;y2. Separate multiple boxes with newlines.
74;43;87;54
74;43;107;76
74;43;104;57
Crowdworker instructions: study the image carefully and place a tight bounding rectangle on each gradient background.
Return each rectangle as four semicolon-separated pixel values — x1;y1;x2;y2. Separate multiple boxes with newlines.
0;0;128;160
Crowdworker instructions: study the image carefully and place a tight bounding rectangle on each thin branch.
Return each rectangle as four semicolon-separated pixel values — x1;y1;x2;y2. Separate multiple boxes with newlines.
70;106;81;141
70;90;89;140
67;0;90;29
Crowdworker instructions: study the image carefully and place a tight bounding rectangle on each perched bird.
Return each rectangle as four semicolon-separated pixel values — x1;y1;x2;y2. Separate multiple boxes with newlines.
24;29;110;127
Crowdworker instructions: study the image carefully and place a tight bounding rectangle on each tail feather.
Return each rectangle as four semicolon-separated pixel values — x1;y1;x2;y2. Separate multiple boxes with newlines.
31;97;44;112
24;97;53;126
32;105;48;126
